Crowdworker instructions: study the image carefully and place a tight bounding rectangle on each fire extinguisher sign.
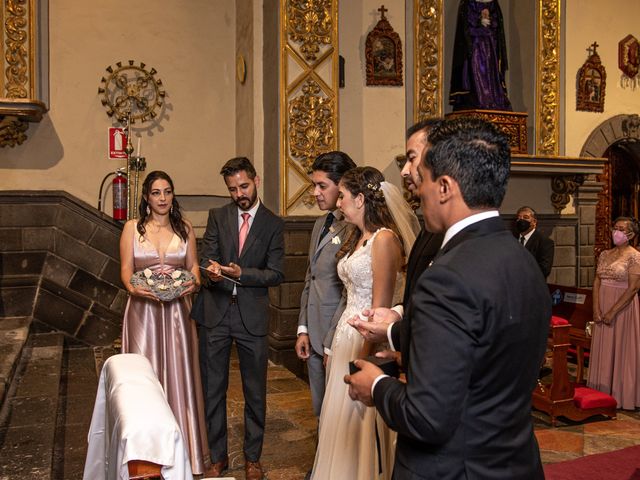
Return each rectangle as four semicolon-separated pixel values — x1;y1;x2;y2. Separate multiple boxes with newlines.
108;127;128;159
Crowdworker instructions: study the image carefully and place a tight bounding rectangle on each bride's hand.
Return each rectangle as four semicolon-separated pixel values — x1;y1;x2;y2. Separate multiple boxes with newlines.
347;311;393;343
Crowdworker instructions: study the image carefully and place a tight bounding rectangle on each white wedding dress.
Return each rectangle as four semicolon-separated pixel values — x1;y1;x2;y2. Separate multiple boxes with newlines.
311;228;403;480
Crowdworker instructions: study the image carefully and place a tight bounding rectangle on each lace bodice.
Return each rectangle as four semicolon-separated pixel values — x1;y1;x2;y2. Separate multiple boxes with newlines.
597;247;640;283
332;228;404;349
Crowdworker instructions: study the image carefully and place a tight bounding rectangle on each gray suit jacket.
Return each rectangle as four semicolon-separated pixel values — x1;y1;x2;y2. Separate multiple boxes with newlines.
298;212;350;355
191;201;284;336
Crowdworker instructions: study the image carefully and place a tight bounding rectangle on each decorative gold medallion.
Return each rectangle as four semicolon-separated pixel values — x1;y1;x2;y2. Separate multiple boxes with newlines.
98;61;166;124
236;54;247;84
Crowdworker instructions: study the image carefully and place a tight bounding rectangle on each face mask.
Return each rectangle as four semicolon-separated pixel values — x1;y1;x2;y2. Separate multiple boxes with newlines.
612;230;629;246
515;219;531;233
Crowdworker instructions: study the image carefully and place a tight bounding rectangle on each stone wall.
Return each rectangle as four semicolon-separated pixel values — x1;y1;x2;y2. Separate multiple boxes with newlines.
268;218;314;377
0;192;125;345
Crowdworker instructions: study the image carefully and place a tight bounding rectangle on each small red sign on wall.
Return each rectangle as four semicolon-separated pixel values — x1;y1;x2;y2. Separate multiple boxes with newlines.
108;127;128;159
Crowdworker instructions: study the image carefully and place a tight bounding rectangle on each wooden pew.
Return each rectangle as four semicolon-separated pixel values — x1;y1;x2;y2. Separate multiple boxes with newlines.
547;284;592;383
532;319;616;426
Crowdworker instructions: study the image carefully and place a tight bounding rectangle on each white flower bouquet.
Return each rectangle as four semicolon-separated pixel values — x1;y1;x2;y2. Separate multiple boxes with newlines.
130;267;196;301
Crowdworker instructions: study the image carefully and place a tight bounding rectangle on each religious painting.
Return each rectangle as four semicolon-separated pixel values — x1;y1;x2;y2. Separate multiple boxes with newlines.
619;34;640;89
365;5;402;86
577;42;606;113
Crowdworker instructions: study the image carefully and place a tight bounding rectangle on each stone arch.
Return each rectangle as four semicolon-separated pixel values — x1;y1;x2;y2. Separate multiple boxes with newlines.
578;114;640;283
580;114;640;158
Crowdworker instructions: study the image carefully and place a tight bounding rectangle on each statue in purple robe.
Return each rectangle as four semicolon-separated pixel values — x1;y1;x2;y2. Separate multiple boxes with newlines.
449;0;512;111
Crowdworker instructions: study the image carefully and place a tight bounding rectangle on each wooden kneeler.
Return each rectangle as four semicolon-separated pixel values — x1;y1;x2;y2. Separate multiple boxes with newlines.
532;319;617;426
128;460;162;479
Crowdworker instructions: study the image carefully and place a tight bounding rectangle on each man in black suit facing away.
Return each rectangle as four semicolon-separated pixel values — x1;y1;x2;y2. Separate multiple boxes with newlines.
347;118;550;479
393;119;445;317
515;205;555;278
192;157;284;480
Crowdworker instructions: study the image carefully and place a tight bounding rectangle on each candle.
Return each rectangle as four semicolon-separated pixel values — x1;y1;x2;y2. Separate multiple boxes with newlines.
136;137;142;157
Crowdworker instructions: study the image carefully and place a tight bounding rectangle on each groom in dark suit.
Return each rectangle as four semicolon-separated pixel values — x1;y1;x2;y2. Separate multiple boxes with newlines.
347;118;550;479
192;157;284;480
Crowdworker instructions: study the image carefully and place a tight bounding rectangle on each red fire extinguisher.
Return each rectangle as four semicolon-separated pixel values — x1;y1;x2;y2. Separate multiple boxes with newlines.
112;170;127;221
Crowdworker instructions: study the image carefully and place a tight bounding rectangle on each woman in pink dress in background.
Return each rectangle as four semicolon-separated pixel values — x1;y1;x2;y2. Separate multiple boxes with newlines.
119;170;210;474
588;216;640;410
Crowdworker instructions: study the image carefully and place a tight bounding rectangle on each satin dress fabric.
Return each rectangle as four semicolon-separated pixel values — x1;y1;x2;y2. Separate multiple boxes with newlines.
122;231;210;474
588;247;640;410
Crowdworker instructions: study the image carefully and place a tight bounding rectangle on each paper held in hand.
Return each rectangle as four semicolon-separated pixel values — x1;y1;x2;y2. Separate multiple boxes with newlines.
199;265;242;285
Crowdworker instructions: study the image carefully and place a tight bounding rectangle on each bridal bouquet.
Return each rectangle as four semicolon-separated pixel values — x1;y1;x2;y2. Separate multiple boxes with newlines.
130;268;196;301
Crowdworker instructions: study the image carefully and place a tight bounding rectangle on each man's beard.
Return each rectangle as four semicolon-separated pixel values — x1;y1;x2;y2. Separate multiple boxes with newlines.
235;191;257;211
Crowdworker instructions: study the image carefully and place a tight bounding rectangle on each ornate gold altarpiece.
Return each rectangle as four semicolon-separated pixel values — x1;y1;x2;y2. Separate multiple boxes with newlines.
279;0;606;231
0;0;48;147
280;0;339;216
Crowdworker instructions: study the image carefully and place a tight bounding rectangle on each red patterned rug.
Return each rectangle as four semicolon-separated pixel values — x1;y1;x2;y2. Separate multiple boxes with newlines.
544;445;640;479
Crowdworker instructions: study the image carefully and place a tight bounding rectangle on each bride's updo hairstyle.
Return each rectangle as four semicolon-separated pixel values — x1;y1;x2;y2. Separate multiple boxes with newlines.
337;166;404;259
137;170;189;242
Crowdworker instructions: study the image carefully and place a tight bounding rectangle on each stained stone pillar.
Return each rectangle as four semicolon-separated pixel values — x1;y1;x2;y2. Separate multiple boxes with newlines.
268;218;314;377
575;178;604;287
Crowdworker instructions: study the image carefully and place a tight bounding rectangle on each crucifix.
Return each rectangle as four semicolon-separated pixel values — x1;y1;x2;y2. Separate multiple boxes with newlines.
378;4;388;20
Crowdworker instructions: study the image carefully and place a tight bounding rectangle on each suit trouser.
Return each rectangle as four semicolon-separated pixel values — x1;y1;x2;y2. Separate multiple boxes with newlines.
200;302;268;462
307;349;326;417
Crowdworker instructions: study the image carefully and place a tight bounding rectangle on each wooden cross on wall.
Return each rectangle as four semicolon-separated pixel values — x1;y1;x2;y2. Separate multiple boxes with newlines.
378;5;388;20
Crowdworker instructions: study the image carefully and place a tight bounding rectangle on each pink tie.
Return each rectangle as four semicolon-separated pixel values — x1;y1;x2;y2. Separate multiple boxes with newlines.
239;212;250;254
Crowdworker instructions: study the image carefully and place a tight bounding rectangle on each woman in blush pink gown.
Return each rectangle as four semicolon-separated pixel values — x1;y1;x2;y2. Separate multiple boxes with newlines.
588;216;640;410
120;170;210;474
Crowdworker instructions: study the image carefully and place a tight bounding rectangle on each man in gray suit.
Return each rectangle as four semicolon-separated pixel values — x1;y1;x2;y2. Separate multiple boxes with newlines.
295;151;356;417
192;157;284;480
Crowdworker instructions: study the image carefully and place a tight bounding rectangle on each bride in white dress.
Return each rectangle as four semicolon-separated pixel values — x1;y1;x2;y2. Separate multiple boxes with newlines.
311;167;419;480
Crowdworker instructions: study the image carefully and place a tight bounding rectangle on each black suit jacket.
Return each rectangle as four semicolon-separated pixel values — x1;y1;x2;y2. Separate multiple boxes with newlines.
522;229;555;278
378;216;550;480
191;202;284;336
403;229;445;308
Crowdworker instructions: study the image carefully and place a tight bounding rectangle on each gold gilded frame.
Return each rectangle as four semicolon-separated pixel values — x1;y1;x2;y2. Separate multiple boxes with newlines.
0;0;48;147
280;0;339;216
413;0;562;156
414;0;443;120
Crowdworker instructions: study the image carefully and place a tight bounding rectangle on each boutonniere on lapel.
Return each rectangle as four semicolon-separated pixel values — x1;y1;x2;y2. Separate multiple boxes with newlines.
331;236;341;245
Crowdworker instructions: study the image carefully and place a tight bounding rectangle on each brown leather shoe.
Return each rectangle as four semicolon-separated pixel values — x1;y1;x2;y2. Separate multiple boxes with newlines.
204;456;228;477
245;460;264;480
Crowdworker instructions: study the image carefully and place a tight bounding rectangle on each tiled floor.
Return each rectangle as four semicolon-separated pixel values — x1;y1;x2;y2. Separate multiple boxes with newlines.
68;348;640;480
214;352;640;479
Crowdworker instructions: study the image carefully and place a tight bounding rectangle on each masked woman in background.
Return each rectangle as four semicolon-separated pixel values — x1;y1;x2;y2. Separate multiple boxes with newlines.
588;216;640;410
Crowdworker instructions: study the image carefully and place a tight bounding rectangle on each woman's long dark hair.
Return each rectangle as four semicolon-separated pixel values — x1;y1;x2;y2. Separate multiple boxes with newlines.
337;167;403;259
137;171;189;241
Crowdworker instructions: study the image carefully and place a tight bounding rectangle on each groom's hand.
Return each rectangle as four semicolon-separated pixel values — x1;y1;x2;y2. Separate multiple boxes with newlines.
344;359;382;407
295;334;310;360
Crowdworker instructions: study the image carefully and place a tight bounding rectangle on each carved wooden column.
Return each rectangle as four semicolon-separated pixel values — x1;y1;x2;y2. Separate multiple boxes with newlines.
536;0;561;156
280;0;338;216
0;0;49;147
413;0;443;121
